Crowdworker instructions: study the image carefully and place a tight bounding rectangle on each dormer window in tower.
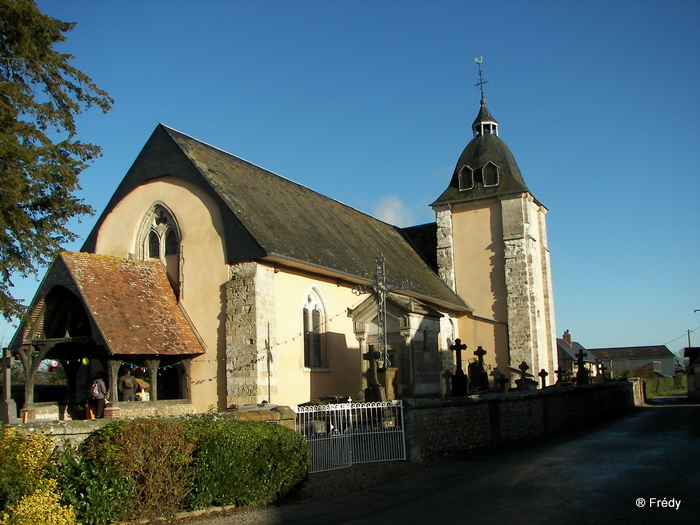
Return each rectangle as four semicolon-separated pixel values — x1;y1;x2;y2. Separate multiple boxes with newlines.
458;166;474;190
482;162;500;187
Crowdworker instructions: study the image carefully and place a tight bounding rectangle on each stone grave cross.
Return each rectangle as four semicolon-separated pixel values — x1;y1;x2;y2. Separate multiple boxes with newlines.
538;368;548;389
474;346;486;364
554;367;567;384
362;347;385;401
518;361;530;380
575;349;589;385
598;361;608;380
471;345;490;391
450;338;468;396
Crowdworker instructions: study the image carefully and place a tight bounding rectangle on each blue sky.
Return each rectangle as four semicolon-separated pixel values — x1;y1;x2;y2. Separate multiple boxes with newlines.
2;0;699;358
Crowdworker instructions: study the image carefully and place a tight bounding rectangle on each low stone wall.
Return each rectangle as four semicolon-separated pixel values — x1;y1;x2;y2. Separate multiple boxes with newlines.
20;399;197;422
17;403;296;448
403;381;635;461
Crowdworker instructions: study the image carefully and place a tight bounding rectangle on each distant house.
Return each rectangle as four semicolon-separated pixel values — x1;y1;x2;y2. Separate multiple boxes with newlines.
556;330;596;377
683;347;700;400
587;345;675;378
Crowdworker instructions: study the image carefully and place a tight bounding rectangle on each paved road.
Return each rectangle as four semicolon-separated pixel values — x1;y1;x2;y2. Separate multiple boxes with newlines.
196;396;699;524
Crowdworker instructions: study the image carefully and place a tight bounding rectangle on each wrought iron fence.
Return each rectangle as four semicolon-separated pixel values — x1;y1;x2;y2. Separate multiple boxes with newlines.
296;400;406;473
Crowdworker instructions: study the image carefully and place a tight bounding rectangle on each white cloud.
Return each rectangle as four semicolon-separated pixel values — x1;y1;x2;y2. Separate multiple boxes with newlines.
372;195;415;227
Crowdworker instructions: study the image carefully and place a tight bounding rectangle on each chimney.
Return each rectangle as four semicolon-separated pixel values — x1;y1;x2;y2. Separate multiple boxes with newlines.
563;330;572;346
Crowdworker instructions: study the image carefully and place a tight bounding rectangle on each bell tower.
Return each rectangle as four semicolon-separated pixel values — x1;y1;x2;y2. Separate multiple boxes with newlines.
431;59;557;378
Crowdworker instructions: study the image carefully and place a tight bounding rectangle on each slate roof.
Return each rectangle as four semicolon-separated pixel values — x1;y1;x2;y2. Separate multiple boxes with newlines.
587;345;674;361
432;101;530;207
84;125;470;313
472;101;498;127
12;252;206;357
556;338;595;362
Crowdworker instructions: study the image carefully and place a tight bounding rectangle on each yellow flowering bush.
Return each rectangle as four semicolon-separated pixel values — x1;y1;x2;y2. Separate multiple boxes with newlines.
0;427;77;525
1;479;77;525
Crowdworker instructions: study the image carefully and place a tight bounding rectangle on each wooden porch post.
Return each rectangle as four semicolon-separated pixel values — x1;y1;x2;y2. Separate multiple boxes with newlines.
180;359;192;401
107;360;121;403
144;359;160;401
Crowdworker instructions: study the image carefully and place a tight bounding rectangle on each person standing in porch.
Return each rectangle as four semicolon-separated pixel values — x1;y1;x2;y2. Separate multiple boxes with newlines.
90;373;107;418
118;369;137;401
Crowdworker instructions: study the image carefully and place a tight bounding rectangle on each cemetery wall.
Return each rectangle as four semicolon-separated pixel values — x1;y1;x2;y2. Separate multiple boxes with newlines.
20;405;295;448
402;381;635;461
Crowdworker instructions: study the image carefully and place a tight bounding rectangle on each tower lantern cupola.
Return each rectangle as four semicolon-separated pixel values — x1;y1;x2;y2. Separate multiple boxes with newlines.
472;98;499;137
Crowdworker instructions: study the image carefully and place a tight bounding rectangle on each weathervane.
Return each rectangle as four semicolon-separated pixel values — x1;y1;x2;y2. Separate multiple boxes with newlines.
474;57;488;100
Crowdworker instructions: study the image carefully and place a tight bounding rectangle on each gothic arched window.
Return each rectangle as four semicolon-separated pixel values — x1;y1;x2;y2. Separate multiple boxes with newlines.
302;287;327;369
137;204;181;296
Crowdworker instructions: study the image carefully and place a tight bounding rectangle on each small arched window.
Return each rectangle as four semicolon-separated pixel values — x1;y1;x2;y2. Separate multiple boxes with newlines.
149;231;160;258
164;228;178;256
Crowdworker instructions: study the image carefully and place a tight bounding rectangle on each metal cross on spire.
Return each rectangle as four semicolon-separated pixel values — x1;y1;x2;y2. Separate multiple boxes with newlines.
474;57;489;100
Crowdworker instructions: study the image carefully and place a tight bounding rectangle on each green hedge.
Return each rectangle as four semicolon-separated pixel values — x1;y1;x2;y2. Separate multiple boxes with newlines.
2;417;310;524
642;373;687;395
188;419;310;509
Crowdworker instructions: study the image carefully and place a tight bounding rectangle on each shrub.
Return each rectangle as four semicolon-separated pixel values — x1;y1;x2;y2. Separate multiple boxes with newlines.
1;479;77;525
51;444;136;525
0;427;53;509
188;420;310;509
81;418;196;521
0;427;77;525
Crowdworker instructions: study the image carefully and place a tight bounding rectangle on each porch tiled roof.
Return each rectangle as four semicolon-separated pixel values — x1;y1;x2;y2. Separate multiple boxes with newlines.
61;252;205;356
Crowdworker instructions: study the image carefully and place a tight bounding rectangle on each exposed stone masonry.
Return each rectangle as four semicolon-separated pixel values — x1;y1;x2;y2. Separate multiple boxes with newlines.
435;207;456;292
225;262;277;406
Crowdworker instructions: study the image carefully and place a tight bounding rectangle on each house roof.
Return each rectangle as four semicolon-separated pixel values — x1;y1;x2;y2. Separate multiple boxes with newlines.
556;338;595;362
587;345;674;361
11;252;206;357
83;125;470;313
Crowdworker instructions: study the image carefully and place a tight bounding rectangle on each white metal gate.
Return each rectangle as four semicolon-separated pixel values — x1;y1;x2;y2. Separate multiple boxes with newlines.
296;400;406;473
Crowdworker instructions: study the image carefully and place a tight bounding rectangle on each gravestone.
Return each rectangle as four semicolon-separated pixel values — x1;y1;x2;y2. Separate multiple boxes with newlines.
450;339;469;396
592;360;606;384
554;367;573;387
575;349;590;385
468;346;490;392
363;349;386;401
491;369;509;393
442;369;453;397
538;368;549;389
514;361;538;391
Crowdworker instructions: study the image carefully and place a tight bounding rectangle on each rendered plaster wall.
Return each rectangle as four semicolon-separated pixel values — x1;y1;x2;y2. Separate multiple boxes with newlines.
442;199;509;376
403;382;635;461
90;177;228;413
272;269;361;408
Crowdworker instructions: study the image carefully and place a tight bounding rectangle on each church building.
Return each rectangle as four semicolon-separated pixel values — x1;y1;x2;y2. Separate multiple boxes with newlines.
8;95;557;415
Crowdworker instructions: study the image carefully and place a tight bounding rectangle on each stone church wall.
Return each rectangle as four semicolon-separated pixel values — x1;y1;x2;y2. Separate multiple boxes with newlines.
225;262;276;406
403;382;635;461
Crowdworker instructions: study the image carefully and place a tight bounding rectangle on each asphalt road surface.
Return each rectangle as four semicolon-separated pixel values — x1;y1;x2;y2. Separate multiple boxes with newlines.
194;395;699;525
